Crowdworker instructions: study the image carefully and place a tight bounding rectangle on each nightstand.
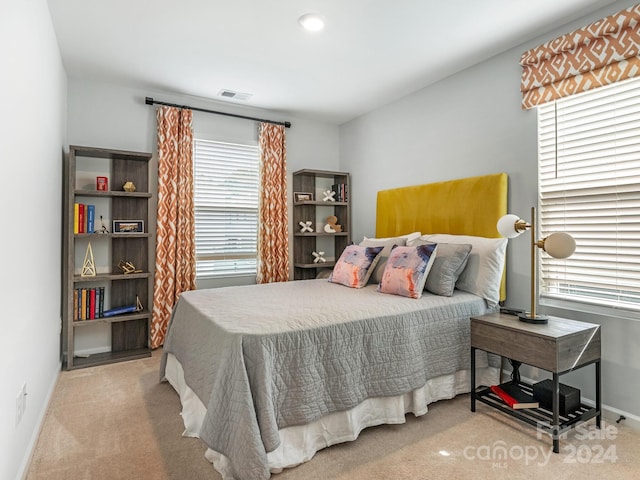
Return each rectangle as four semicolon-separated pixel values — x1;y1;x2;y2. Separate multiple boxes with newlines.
470;312;601;453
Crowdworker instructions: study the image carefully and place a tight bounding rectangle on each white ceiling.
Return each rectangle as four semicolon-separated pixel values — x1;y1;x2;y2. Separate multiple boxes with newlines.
47;0;618;125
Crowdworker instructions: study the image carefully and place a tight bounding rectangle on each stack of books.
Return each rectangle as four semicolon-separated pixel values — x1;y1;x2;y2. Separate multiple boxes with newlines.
331;183;348;202
74;203;95;234
73;287;105;320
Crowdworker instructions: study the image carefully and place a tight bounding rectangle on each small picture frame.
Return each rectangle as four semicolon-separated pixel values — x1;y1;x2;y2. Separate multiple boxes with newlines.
294;192;314;202
113;220;144;233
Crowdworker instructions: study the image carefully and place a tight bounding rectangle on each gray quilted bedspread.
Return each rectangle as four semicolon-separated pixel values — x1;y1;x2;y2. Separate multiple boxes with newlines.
159;279;497;480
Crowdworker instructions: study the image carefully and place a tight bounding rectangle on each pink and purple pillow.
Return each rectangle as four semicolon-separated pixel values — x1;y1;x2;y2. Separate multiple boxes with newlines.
329;245;384;288
377;244;437;299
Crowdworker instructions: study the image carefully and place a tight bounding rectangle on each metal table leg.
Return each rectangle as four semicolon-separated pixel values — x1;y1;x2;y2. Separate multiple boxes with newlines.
553;372;560;453
596;360;602;428
471;346;476;412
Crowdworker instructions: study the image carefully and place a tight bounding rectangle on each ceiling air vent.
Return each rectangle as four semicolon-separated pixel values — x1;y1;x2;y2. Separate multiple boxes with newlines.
218;89;252;101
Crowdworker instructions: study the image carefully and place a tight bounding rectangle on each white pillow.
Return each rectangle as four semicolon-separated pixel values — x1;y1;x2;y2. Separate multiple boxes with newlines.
362;231;421;244
419;234;507;306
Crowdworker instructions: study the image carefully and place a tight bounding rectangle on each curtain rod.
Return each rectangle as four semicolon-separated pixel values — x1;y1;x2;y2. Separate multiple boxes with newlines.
145;97;291;128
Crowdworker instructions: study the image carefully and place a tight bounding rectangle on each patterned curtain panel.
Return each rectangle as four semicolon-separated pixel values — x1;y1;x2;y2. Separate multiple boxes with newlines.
256;123;290;283
520;4;640;109
151;106;197;348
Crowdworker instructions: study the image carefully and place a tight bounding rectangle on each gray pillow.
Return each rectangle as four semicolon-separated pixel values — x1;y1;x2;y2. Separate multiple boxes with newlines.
359;236;407;284
419;234;507;305
408;240;472;296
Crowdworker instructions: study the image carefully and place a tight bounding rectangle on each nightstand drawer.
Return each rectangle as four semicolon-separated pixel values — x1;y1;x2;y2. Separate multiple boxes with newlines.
471;321;557;370
470;313;600;373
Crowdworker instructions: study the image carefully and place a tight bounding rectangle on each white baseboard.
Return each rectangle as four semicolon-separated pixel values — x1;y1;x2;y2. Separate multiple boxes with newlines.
581;397;640;432
515;373;640;432
19;360;62;480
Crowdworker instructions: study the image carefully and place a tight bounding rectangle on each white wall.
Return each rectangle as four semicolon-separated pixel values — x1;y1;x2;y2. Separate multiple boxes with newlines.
67;78;340;352
339;0;640;426
67;79;340;174
0;1;67;479
340;35;536;310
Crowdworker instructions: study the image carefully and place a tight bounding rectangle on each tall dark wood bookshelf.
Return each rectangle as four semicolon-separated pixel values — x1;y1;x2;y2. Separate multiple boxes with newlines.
62;145;154;369
292;169;351;280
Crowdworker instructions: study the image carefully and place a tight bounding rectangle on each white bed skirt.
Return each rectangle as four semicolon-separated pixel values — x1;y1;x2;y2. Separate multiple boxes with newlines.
163;353;499;479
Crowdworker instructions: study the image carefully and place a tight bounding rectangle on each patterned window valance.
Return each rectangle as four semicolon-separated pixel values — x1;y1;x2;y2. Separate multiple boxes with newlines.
520;3;640;109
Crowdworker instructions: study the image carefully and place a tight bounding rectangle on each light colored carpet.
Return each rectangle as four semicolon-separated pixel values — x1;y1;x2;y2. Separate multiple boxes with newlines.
26;349;640;479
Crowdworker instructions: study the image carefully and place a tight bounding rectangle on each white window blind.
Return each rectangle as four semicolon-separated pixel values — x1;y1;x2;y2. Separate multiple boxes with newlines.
538;77;640;312
193;138;259;278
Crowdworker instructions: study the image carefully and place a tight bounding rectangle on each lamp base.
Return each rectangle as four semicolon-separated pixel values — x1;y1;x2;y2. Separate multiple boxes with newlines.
518;312;549;324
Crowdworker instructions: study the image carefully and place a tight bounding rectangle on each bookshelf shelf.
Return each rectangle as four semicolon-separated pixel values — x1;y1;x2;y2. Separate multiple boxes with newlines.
71;348;152;369
293;201;348;207
294;261;337;269
62;145;154;370
75;189;152;198
74;233;152;239
72;310;153;326
73;272;152;282
293;232;349;237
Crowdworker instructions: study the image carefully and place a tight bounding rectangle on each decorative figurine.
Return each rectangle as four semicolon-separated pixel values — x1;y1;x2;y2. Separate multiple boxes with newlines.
123;181;136;192
117;259;143;274
312;251;326;263
299;220;313;233
322;190;336;202
324;215;342;233
135;295;144;312
81;242;97;277
95;215;109;234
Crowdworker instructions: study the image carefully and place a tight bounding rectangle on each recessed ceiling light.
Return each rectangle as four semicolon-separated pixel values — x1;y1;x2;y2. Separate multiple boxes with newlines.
299;13;325;32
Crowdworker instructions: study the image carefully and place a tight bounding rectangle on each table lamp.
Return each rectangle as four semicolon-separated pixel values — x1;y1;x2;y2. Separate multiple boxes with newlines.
497;206;576;324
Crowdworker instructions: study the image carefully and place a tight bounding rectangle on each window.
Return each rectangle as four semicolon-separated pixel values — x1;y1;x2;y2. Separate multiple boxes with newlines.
193;138;259;278
537;77;640;312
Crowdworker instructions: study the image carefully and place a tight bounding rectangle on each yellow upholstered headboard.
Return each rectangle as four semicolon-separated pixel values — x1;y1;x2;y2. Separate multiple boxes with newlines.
376;173;508;300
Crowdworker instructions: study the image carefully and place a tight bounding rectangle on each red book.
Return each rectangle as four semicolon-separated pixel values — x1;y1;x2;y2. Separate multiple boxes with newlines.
78;204;85;233
89;288;96;320
490;383;539;409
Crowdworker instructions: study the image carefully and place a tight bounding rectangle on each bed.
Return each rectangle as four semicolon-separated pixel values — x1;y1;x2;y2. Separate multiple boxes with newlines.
160;172;508;480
